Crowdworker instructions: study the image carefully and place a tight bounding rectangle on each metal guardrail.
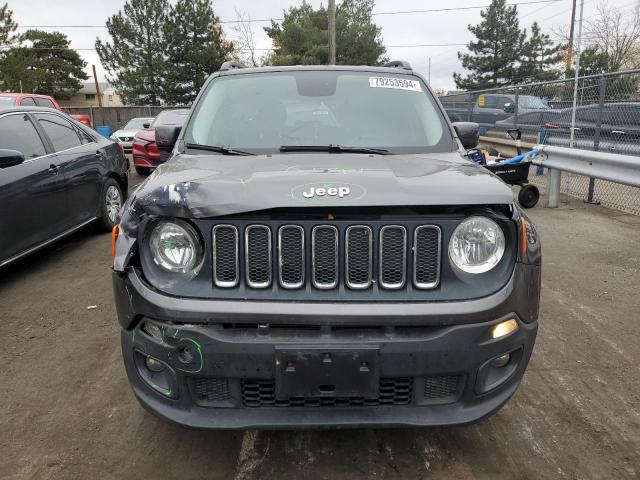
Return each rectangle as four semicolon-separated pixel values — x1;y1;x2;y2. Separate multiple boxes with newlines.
523;144;640;209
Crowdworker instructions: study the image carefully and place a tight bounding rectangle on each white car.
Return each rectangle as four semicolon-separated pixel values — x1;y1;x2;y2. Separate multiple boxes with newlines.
110;117;155;154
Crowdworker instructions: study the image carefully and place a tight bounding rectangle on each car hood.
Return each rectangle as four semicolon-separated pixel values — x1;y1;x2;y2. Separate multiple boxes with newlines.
113;129;139;137
129;152;513;218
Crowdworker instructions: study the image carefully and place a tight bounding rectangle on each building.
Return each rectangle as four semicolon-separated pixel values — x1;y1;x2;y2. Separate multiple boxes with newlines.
58;82;124;108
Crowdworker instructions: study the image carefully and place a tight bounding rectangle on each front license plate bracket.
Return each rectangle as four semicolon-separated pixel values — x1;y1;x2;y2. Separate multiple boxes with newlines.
275;346;380;400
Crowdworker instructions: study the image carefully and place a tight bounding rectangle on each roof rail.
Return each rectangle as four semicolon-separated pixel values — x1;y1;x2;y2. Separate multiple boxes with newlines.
384;60;412;70
219;61;245;72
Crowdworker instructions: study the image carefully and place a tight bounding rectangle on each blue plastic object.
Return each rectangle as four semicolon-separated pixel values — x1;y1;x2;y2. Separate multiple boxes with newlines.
96;125;112;138
494;149;540;166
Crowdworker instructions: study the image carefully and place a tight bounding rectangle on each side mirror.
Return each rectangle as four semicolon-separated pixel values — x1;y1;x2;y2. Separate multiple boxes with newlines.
504;102;515;114
452;122;479;150
0;149;26;168
142;122;150;129
155;125;182;151
506;128;522;141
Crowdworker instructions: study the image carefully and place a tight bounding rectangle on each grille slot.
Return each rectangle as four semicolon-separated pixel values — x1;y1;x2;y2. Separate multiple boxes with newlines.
312;225;339;289
413;226;441;289
191;378;232;406
213;225;239;288
242;377;413;408
379;226;407;289
278;226;305;289
245;225;272;288
422;375;462;404
345;225;373;289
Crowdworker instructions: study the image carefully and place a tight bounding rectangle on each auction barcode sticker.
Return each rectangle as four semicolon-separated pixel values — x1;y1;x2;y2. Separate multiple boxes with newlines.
369;77;422;92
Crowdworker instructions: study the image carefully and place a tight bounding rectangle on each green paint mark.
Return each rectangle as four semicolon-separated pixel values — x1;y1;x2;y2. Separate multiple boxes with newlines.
175;337;204;374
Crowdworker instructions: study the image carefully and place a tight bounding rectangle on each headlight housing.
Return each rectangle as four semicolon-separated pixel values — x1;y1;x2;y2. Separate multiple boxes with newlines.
448;216;505;274
148;219;203;274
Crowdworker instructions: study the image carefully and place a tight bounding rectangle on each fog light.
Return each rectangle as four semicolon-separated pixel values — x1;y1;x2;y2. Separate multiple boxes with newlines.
491;319;518;339
145;356;165;372
490;353;510;368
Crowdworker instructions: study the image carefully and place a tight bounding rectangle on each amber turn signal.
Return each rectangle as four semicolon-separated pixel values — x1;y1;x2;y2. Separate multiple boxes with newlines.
491;319;518;339
111;224;120;259
519;217;527;256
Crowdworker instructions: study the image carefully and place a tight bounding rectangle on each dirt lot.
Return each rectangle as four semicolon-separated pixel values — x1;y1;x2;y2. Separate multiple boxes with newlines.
1;177;639;480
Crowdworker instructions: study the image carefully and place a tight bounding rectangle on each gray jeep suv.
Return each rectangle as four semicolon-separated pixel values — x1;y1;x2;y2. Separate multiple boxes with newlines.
111;61;541;429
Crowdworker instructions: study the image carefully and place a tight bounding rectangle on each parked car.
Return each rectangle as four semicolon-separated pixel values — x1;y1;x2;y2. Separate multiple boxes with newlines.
543;102;640;155
0;92;93;127
442;93;552;126
0;106;128;268
112;61;541;429
0;92;61;109
131;109;189;175
110;117;154;154
494;110;563;136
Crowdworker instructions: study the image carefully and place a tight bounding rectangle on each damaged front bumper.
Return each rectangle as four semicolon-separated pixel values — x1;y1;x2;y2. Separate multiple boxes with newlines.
114;264;539;429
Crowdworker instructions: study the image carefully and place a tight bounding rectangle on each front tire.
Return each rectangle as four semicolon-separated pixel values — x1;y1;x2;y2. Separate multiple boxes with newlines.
97;178;124;231
135;166;150;176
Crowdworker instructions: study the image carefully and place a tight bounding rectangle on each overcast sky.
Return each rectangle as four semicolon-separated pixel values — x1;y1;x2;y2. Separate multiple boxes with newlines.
8;0;640;91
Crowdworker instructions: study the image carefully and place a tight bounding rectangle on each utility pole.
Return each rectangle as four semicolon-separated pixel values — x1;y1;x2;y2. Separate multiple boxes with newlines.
92;64;105;127
569;0;585;149
565;0;577;72
328;0;336;65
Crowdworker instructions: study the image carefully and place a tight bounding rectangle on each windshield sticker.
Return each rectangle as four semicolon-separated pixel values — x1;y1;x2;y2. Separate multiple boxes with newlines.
369;77;422;92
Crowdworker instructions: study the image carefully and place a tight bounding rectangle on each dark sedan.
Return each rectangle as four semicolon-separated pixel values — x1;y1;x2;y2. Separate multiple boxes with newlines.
0;107;129;268
494;110;563;136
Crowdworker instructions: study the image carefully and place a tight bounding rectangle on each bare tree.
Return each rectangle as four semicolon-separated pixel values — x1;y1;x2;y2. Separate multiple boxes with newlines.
584;1;640;70
230;9;259;67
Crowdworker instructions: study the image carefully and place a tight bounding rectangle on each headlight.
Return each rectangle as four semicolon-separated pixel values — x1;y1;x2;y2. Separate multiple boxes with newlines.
448;216;505;274
148;220;203;274
110;135;117;141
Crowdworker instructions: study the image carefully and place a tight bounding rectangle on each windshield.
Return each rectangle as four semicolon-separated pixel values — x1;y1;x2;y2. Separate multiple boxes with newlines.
123;117;153;130
519;96;550;109
0;96;17;107
152;110;189;128
184;70;453;154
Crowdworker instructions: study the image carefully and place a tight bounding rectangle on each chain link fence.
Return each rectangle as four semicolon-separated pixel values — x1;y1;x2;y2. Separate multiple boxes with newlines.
439;70;640;215
439;69;640;156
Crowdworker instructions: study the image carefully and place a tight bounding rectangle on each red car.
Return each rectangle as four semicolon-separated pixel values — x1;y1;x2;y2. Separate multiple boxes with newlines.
0;92;61;109
132;109;190;175
0;92;92;127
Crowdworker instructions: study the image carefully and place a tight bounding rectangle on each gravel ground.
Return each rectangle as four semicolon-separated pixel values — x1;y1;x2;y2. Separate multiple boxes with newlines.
1;177;639;480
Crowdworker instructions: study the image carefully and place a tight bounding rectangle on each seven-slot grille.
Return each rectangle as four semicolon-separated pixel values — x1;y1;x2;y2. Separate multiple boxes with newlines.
212;224;441;291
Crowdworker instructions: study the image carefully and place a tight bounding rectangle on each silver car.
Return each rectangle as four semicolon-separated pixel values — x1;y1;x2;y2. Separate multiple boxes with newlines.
110;117;154;154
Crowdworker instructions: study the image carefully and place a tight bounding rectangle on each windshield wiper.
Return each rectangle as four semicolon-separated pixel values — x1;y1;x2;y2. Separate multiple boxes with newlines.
185;143;255;156
279;145;391;155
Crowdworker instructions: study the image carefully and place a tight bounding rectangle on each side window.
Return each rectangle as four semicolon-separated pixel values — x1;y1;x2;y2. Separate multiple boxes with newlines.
34;113;82;152
0;114;47;159
20;97;36;106
35;97;56;109
77;127;96;145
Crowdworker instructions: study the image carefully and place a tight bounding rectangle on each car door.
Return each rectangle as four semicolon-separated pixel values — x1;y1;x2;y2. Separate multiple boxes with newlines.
33;112;103;226
0;112;68;264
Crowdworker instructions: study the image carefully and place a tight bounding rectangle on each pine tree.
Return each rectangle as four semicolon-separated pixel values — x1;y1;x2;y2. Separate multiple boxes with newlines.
264;0;386;66
96;0;170;105
454;0;526;90
0;30;87;98
162;0;234;105
0;2;18;49
518;22;562;83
